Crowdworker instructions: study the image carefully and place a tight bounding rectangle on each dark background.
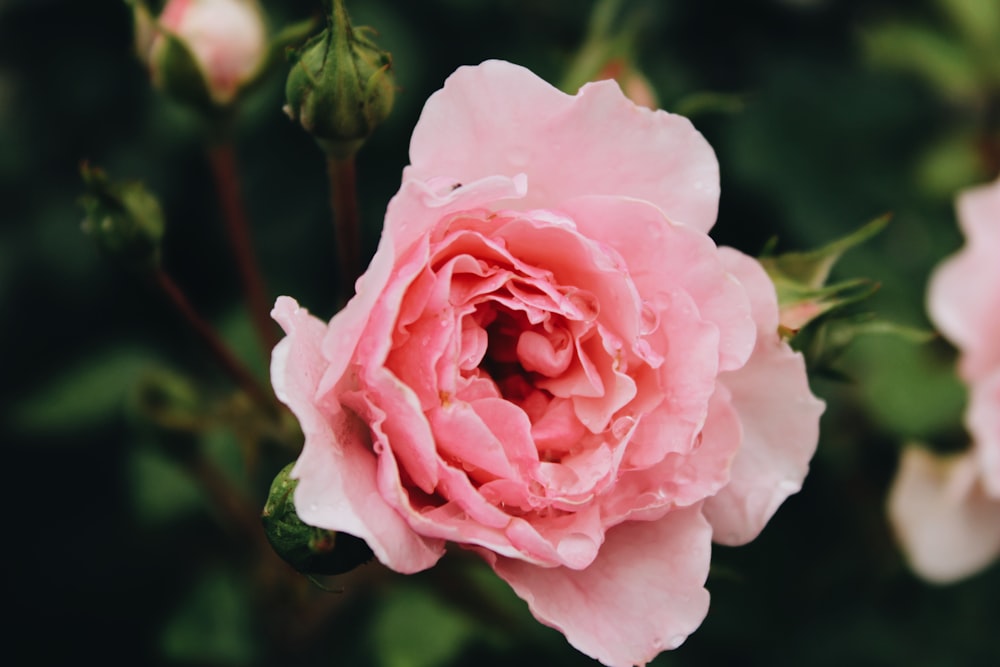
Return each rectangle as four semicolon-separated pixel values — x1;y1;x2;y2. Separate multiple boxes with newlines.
3;0;998;665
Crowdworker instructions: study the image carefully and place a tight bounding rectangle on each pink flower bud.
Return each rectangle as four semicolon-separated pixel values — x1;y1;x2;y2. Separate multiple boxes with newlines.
139;0;267;107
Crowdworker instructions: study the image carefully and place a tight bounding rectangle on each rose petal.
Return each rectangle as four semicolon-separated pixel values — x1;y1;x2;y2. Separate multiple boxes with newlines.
485;506;712;667
968;369;1000;498
406;60;719;231
703;249;824;546
887;447;1000;583
318;175;528;397
604;384;742;524
270;297;445;573
927;177;1000;382
559;195;756;372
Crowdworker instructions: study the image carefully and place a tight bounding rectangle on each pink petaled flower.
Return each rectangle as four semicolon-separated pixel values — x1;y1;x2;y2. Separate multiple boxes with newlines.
889;176;1000;583
271;61;823;666
142;0;266;105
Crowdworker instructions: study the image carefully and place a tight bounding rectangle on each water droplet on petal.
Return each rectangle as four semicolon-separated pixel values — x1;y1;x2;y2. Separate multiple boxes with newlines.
567;290;600;322
611;415;636;440
556;533;597;567
668;634;687;649
639;301;660;335
675;463;698;484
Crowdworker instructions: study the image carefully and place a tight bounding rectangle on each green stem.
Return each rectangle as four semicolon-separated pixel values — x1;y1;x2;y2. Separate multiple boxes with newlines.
206;142;280;356
327;155;362;302
154;268;276;415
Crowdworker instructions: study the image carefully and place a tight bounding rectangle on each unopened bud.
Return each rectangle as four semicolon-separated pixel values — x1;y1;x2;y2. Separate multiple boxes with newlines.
284;0;395;159
80;164;165;272
132;0;268;110
261;462;374;576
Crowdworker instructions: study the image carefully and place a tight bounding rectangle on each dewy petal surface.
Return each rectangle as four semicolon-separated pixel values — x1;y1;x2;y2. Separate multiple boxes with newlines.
486;505;712;667
704;249;824;545
271;297;445;573
405;60;720;231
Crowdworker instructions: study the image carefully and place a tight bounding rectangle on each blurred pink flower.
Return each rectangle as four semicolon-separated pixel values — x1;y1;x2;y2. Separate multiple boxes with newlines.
889;177;1000;583
271;61;823;666
140;0;266;105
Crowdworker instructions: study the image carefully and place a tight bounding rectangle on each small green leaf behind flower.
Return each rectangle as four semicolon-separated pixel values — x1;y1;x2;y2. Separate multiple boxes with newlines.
760;214;933;375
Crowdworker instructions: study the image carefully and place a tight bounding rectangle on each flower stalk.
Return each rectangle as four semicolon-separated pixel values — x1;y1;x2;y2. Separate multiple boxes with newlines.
327;156;362;301
206;141;280;355
154;267;276;414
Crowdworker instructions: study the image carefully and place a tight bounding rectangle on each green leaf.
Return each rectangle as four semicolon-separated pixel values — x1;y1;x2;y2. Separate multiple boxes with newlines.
861;22;981;101
128;444;206;524
10;347;158;433
841;334;966;439
761;214;890;291
796;313;936;379
370;584;481;667
160;571;256;666
936;0;1000;76
916;129;992;197
673;91;747;118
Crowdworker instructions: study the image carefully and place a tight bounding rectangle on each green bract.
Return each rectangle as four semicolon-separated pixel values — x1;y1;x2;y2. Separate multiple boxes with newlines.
79;164;165;272
284;0;395;159
261;462;374;576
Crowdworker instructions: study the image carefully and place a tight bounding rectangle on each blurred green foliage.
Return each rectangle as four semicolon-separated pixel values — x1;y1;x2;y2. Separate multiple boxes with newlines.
3;0;998;665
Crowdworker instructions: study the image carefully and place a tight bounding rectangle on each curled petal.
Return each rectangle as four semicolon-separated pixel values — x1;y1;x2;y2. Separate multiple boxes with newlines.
485;506;712;667
703;249;824;546
406;60;720;231
888;447;1000;583
271;297;445;573
927;177;1000;382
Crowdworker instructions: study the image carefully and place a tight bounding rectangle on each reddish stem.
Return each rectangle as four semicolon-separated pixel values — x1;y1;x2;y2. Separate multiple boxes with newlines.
206;143;280;355
327;156;361;302
155;268;275;413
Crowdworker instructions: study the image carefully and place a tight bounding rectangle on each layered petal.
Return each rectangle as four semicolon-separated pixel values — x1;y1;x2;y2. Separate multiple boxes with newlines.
406;60;720;232
271;297;445;573
485;506;712;667
704;248;824;545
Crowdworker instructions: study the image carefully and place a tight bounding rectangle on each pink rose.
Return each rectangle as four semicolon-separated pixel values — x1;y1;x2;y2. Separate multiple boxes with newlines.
140;0;266;105
889;177;1000;583
271;61;823;666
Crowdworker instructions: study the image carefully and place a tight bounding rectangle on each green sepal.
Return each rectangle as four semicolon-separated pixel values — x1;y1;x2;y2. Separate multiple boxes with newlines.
266;15;321;68
79;163;165;272
284;0;395;159
760;214;890;335
761;214;889;290
154;29;219;117
791;313;936;378
261;462;374;576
